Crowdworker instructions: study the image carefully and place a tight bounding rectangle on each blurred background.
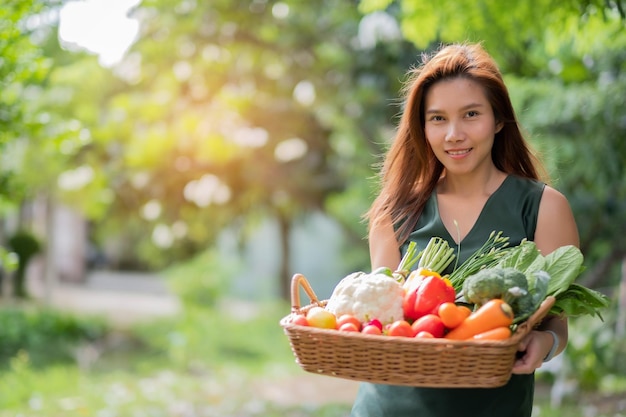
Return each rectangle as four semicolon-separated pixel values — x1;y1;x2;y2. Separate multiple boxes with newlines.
1;0;625;416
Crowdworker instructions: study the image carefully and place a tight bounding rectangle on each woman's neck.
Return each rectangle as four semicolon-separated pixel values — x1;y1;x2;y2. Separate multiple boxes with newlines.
438;168;507;198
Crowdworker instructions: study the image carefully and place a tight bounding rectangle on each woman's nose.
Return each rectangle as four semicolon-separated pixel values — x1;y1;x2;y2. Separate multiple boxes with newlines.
445;121;465;142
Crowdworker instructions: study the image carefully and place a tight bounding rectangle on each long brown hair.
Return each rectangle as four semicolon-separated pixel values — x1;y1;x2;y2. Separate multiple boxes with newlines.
366;42;548;244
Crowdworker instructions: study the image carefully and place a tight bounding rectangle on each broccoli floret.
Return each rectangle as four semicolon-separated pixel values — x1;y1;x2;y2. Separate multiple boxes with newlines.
463;267;530;310
462;268;507;306
501;268;528;292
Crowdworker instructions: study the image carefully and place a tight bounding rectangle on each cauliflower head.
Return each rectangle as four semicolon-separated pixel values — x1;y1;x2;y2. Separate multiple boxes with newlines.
325;271;404;325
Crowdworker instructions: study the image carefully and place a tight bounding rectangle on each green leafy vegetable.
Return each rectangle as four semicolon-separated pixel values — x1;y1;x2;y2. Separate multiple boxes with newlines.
495;241;609;319
552;283;609;320
542;245;585;296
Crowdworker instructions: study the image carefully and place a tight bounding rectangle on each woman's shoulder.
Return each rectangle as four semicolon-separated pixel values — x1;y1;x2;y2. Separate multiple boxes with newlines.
535;185;580;251
537;185;576;224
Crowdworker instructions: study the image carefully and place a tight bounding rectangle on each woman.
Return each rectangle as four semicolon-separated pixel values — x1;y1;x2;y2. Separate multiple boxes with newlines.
351;43;579;416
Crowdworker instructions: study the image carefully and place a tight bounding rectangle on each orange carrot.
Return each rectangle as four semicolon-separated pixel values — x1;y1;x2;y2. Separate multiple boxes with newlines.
470;326;512;341
444;299;514;340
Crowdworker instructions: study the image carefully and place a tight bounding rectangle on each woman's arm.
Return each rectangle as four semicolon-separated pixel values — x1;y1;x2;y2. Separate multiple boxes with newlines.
368;216;402;271
512;185;580;373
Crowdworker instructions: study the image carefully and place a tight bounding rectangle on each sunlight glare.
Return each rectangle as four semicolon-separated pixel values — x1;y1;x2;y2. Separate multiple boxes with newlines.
293;80;316;106
275;138;307;163
58;0;141;67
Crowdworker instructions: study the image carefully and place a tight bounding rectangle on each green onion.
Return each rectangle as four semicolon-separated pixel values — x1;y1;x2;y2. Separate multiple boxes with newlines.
394;237;456;283
418;237;456;273
393;241;422;282
448;230;511;290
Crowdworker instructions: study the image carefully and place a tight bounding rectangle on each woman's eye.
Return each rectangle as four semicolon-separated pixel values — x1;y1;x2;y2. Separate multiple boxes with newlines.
466;111;479;117
430;115;444;121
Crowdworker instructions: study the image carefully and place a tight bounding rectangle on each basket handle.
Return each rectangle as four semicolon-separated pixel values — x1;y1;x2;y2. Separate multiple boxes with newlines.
290;273;321;314
525;295;555;329
511;295;556;342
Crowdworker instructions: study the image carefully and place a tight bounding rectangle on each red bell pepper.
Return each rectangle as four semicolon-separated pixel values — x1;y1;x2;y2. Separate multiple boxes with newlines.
403;275;456;321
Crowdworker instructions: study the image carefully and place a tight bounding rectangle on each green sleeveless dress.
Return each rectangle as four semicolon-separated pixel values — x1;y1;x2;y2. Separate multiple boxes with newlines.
351;175;546;417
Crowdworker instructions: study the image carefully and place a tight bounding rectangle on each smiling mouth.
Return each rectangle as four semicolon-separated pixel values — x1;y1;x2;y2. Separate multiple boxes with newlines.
446;149;472;156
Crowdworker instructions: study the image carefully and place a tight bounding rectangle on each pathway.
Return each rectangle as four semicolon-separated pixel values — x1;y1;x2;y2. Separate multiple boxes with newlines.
26;270;360;406
28;270;181;327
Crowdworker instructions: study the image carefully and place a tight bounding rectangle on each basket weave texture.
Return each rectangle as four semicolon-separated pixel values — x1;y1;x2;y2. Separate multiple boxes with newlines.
280;273;556;388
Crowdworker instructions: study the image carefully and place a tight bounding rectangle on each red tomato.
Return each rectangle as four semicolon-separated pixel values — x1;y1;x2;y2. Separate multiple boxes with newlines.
411;314;445;338
338;322;360;332
290;315;309;326
337;314;362;331
386;320;415;337
366;319;383;331
415;331;434;338
361;324;383;335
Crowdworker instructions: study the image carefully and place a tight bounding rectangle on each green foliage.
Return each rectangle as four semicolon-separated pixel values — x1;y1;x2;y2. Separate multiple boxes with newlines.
0;0;60;205
134;301;293;373
360;0;626;76
2;0;623;303
566;308;626;390
0;306;107;368
164;248;238;308
0;246;18;273
7;230;42;297
7;230;41;261
507;64;626;286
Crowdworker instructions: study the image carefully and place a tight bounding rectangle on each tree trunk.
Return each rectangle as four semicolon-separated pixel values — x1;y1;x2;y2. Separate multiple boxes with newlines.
278;213;292;301
43;194;58;305
616;257;626;338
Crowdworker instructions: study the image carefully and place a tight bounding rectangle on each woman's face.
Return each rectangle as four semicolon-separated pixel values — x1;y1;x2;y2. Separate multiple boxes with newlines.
423;77;502;177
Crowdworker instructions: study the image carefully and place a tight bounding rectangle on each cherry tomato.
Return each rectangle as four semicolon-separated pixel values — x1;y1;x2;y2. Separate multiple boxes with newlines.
337;314;362;331
411;314;445;338
438;302;470;329
290;315;309;326
306;307;337;329
338;322;360;332
366;319;383;331
361;324;383;335
386;320;415;337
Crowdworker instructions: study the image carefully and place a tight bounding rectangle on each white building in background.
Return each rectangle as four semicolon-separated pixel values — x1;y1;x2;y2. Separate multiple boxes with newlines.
223;212;350;301
20;197;352;301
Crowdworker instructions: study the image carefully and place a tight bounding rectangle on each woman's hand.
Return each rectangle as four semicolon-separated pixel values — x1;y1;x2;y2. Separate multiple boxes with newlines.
511;330;556;374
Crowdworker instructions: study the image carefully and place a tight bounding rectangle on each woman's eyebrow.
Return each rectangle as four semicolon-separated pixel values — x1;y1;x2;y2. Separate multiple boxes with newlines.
425;102;485;114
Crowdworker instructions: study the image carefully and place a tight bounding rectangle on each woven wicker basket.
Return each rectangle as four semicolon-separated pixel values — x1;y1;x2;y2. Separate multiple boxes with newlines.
280;273;556;388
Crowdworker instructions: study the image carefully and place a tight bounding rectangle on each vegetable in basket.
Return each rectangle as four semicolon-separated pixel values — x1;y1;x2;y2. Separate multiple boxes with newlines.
325;242;422;325
462;267;550;324
445;298;514;340
493;240;610;320
462;267;528;306
325;269;405;325
450;237;609;324
403;273;455;321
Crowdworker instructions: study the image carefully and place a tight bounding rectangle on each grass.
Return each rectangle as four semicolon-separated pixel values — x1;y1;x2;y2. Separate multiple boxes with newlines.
0;298;356;417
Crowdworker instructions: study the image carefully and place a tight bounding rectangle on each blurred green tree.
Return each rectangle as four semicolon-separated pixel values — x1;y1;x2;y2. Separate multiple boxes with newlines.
361;0;626;290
